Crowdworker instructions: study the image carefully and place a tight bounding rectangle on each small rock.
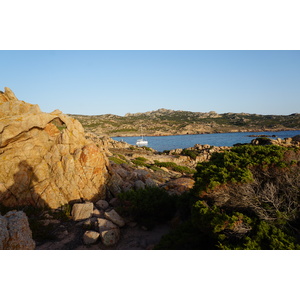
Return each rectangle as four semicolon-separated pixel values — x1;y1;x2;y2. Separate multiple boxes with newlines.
109;198;119;207
100;228;120;246
92;208;102;218
145;178;157;187
104;209;125;227
134;180;145;190
79;217;97;230
71;202;94;221
83;230;100;245
95;200;109;210
39;219;61;226
97;218;118;233
42;213;53;219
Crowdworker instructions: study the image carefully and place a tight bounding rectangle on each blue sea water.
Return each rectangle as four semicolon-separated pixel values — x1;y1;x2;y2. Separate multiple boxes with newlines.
112;130;300;152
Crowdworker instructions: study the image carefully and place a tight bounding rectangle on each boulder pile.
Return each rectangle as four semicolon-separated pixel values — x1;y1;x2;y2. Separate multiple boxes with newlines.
71;199;125;246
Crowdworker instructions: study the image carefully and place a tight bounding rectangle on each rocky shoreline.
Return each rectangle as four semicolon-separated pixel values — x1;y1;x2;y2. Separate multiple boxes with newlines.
110;128;300;137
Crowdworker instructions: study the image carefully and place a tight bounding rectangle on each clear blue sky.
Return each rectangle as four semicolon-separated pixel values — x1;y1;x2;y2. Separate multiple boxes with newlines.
1;50;299;116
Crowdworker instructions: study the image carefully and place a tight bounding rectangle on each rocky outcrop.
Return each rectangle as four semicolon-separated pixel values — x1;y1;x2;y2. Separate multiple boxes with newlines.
251;136;300;147
85;133;131;149
0;210;35;250
162;177;195;195
0;87;109;209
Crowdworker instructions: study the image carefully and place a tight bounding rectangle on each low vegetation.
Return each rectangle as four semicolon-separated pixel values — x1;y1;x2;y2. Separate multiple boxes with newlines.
155;144;300;250
153;160;196;174
109;156;127;164
116;187;177;229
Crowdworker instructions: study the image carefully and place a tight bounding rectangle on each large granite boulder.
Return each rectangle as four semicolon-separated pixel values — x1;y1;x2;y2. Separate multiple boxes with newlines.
0;87;109;209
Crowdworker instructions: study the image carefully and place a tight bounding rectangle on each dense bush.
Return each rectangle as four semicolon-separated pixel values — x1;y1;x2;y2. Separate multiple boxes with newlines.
155;144;300;250
117;187;177;229
154;160;195;174
154;219;217;250
181;149;198;160
193;145;288;195
219;220;300;250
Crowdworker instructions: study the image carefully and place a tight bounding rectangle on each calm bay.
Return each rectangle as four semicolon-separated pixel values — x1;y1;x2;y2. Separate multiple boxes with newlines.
112;130;300;152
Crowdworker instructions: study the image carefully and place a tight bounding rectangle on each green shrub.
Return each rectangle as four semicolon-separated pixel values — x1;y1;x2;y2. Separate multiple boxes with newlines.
218;220;300;250
149;165;162;172
109;156;127;164
193;145;288;195
181;149;198;160
117;187;177;228
154;220;217;250
135;156;147;162
141;146;152;151
154;160;195;174
132;156;150;167
154;145;300;250
117;154;127;161
172;165;196;174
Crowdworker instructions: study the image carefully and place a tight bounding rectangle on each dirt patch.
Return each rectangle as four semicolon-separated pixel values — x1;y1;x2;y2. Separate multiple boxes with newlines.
35;219;170;250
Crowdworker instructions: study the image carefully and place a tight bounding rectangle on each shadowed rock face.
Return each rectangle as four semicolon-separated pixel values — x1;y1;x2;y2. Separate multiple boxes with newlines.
0;87;110;209
0;210;35;250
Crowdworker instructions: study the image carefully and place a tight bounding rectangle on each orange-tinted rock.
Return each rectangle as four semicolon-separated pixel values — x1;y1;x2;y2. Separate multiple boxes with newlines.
0;87;110;209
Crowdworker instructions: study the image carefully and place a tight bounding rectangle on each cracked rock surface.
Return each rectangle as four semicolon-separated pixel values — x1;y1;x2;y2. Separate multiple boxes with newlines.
0;87;109;209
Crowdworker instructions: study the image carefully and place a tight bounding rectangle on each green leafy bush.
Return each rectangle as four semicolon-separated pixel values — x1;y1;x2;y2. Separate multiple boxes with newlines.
109;156;127;164
155;145;300;250
117;154;127;161
154;160;195;174
181;149;198;160
117;187;177;228
193;145;288;195
218;220;300;250
132;156;150;167
155;220;217;250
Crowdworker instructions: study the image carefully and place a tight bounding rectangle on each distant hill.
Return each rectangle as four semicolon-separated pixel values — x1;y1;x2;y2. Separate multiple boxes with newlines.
69;109;300;137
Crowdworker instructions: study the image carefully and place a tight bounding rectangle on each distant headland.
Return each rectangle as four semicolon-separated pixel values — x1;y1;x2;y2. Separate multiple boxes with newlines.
69;109;300;137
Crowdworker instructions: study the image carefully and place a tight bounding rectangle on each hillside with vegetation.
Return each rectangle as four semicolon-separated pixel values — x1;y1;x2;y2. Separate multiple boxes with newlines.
69;109;300;136
154;143;300;249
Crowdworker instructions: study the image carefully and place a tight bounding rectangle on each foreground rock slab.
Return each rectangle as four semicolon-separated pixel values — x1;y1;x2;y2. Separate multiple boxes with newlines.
97;218;118;232
71;203;94;221
104;209;125;227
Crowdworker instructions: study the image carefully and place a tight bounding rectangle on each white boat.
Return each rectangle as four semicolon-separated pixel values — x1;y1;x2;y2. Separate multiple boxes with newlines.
136;127;148;146
136;138;148;146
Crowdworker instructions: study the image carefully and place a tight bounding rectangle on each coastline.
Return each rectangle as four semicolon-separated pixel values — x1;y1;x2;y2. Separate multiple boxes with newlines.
110;128;300;138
